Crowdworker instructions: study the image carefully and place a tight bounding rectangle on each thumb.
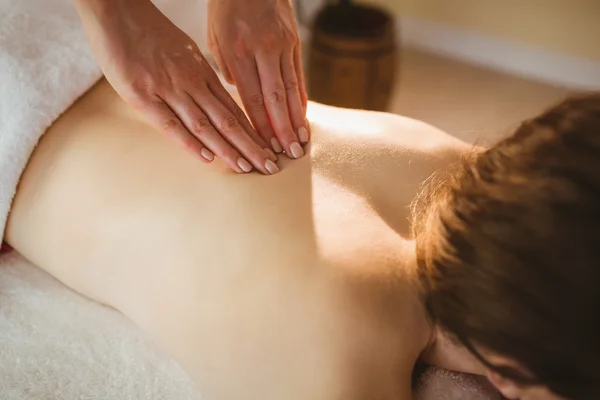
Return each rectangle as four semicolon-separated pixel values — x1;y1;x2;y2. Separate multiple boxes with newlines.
210;43;235;85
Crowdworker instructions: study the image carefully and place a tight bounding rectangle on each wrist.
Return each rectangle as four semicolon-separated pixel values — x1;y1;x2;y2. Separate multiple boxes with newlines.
72;0;148;22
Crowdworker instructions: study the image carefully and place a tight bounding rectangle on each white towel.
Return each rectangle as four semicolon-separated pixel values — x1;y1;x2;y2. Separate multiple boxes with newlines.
0;252;202;400
0;0;102;245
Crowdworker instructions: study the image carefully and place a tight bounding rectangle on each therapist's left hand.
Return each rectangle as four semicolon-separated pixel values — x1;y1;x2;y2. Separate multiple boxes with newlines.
207;0;309;159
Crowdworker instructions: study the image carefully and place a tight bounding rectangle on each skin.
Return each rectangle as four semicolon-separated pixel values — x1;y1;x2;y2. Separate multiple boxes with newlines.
72;0;306;174
208;0;309;157
5;80;565;399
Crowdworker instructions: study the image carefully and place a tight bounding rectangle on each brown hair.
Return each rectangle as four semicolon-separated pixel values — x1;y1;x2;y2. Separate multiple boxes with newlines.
413;94;600;399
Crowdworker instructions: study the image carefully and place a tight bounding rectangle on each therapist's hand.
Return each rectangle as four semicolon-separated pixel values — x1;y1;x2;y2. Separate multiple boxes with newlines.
208;0;309;159
73;0;279;175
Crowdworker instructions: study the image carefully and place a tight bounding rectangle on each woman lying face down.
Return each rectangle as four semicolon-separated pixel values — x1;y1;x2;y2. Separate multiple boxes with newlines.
414;94;600;400
5;79;599;399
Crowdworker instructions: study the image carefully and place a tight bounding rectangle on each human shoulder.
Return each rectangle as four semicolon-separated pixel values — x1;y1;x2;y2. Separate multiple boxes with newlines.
307;101;469;157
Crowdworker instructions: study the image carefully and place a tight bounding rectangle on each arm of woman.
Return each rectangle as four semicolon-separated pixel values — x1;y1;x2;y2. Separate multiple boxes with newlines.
71;0;277;173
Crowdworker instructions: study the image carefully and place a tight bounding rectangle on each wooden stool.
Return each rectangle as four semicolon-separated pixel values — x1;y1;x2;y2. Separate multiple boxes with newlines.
308;2;398;111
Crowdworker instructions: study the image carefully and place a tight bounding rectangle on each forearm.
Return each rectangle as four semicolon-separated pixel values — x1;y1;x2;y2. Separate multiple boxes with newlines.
70;0;169;78
71;0;158;40
72;0;147;19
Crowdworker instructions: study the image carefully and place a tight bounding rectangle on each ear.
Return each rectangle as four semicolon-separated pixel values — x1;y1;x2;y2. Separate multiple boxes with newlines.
486;370;522;399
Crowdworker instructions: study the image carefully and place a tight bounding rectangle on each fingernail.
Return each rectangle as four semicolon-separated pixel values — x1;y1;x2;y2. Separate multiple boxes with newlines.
264;159;280;175
298;127;309;144
237;157;252;173
289;141;304;159
200;148;214;162
271;137;284;153
264;148;277;161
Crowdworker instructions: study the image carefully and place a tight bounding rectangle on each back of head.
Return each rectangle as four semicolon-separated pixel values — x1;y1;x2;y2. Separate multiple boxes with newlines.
413;94;600;399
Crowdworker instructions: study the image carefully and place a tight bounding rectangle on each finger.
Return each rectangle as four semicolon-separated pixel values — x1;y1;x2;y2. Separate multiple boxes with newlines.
208;32;235;85
230;57;283;154
208;77;277;161
168;93;252;174
282;49;308;144
256;52;303;159
293;44;311;139
140;98;215;163
190;87;279;175
294;43;308;112
211;43;235;85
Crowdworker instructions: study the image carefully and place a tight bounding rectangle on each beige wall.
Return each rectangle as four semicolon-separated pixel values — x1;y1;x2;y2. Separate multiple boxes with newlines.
359;0;600;62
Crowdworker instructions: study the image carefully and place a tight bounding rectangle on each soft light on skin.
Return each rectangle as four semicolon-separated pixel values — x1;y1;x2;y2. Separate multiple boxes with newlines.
306;102;387;138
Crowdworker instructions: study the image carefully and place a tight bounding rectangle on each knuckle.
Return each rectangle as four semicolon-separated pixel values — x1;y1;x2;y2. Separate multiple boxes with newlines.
190;115;212;134
233;105;247;121
160;118;181;133
247;93;265;108
283;79;299;91
266;90;285;105
283;30;298;44
218;114;241;132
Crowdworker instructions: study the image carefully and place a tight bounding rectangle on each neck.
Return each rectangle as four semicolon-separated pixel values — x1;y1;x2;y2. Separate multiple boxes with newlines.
403;242;486;376
419;325;486;375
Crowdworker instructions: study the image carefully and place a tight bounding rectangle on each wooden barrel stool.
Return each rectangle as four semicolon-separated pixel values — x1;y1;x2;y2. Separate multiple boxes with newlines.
308;1;398;111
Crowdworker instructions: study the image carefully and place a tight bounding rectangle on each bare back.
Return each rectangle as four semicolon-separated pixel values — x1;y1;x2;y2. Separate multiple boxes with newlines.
6;80;468;399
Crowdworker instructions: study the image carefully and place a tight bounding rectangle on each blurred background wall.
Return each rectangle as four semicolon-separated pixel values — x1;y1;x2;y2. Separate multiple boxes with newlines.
299;0;600;90
358;0;600;62
297;0;598;141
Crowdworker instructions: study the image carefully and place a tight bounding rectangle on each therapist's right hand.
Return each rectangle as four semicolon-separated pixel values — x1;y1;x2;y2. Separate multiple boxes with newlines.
73;0;279;175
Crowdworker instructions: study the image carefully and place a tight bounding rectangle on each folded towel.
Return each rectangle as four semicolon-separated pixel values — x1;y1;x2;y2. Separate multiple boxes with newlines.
0;0;102;245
